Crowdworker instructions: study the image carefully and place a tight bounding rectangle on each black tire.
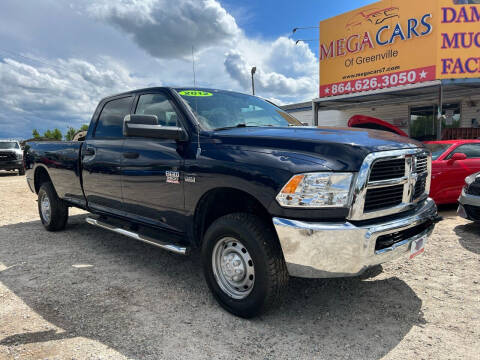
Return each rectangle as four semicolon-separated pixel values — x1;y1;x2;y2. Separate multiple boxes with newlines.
202;213;288;318
38;182;68;231
18;167;25;176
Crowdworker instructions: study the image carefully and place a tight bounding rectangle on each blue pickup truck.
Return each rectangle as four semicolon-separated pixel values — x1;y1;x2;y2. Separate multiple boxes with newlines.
25;87;438;317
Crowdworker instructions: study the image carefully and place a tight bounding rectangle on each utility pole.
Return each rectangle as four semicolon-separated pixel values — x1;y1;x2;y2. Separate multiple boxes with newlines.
251;67;256;95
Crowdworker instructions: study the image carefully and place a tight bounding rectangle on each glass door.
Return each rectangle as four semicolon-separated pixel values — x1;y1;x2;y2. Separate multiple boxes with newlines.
410;106;436;141
410;104;460;141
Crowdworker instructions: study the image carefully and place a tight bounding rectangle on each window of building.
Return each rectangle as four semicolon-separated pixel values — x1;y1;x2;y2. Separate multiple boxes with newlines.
94;96;134;138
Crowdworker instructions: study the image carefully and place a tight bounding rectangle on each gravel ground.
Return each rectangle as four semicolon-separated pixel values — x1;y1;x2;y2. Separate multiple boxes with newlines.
0;172;479;360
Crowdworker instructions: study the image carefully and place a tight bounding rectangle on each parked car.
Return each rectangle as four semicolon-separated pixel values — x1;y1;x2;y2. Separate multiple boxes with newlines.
25;87;438;317
0;140;25;175
458;172;480;222
424;140;480;204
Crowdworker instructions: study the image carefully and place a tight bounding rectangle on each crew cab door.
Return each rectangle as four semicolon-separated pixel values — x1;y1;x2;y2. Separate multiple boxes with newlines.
121;91;186;232
82;95;134;215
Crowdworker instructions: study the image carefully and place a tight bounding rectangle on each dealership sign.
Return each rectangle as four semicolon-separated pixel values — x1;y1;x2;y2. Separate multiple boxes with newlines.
319;0;480;98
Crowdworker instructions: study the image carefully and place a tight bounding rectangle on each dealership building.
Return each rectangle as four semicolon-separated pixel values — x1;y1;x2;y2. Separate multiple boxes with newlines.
284;80;480;140
284;0;480;141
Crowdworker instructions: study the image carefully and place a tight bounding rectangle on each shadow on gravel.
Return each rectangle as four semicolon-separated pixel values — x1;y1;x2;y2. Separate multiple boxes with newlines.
454;222;480;255
0;214;425;360
0;172;21;177
0;330;76;346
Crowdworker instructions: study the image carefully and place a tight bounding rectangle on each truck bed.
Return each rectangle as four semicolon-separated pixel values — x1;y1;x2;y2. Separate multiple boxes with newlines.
25;141;85;207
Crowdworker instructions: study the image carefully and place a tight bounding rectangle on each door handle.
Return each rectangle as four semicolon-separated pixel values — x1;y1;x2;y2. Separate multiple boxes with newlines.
123;152;140;159
83;147;95;157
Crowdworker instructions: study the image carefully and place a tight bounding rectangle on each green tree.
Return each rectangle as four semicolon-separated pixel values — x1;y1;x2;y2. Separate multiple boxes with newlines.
65;127;77;141
52;128;63;140
32;129;40;139
43;129;63;140
80;124;89;132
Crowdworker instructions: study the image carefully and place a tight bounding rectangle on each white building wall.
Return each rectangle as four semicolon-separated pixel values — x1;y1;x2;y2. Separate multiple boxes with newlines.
460;94;480;128
324;104;410;133
287;94;480;131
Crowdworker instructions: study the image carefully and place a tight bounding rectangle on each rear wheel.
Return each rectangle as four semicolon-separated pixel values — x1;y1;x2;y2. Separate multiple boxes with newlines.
38;182;68;231
202;213;288;318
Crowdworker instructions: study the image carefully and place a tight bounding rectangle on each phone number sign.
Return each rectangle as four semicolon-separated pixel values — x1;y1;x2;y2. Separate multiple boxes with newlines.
320;66;436;98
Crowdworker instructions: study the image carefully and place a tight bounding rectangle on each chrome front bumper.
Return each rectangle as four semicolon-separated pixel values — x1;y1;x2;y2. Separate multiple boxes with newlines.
273;198;437;278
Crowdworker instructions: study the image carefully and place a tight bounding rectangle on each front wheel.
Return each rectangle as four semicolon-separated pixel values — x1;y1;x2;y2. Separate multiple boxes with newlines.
38;182;68;231
18;167;25;176
202;213;288;318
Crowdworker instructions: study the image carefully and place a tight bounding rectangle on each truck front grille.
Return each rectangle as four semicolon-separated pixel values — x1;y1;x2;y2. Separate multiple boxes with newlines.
414;177;427;199
364;185;404;212
349;149;432;221
369;159;405;182
0;152;16;162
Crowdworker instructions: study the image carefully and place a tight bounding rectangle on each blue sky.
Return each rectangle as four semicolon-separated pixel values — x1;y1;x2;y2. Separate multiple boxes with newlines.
0;0;374;139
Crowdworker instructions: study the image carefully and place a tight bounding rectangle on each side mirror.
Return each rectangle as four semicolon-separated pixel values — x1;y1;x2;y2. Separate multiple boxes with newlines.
449;152;467;162
123;115;188;141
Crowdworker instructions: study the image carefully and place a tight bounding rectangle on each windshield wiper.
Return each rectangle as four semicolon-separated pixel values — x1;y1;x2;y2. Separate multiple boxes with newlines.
214;123;250;131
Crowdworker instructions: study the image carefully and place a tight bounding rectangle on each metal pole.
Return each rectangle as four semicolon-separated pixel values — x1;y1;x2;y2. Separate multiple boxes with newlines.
437;83;443;140
313;101;319;126
251;67;256;96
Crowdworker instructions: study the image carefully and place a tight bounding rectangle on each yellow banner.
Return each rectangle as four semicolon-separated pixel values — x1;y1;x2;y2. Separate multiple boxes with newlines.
437;0;480;79
319;0;480;97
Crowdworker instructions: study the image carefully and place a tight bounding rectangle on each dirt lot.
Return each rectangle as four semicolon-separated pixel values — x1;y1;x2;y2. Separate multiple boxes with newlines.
0;172;479;360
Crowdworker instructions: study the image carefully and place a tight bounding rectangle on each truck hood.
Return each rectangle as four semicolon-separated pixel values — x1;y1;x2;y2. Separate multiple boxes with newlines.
210;126;424;171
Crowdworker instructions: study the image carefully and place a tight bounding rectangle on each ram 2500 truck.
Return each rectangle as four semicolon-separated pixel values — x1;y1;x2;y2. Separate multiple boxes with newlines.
0;140;25;175
25;87;438;317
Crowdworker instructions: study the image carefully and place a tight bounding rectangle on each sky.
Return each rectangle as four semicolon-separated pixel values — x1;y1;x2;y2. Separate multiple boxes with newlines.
0;0;373;139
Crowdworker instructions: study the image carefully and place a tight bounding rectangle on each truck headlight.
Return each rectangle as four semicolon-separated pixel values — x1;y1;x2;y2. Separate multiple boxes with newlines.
16;153;23;160
276;173;353;208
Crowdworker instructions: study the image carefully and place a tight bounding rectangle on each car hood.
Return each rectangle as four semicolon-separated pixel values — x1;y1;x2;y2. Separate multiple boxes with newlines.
209;126;424;171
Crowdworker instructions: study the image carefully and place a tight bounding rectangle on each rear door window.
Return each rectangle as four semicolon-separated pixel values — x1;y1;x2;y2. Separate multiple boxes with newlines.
94;96;134;138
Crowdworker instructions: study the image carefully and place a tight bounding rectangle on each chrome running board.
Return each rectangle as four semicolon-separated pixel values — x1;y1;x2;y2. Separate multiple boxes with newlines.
86;217;189;255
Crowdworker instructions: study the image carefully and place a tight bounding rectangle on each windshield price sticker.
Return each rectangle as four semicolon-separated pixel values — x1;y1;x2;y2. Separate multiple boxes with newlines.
179;90;213;97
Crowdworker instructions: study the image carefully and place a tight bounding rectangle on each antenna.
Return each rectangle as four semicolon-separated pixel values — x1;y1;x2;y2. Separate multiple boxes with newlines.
192;46;201;158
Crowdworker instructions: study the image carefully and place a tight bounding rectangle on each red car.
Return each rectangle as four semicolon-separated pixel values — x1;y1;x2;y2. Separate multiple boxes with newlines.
424;140;480;204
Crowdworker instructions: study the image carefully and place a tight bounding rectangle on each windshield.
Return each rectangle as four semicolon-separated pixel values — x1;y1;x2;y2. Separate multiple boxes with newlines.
425;143;451;160
176;89;302;130
0;142;19;150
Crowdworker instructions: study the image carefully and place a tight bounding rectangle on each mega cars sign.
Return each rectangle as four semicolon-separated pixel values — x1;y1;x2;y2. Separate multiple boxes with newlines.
319;0;480;98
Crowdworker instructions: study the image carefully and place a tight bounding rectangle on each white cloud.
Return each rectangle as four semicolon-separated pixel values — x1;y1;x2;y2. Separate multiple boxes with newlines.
0;0;320;138
224;48;317;101
0;57;144;138
87;0;240;59
85;0;318;101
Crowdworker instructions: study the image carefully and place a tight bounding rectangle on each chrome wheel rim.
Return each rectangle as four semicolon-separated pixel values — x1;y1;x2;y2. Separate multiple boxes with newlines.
40;193;51;223
212;237;255;300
